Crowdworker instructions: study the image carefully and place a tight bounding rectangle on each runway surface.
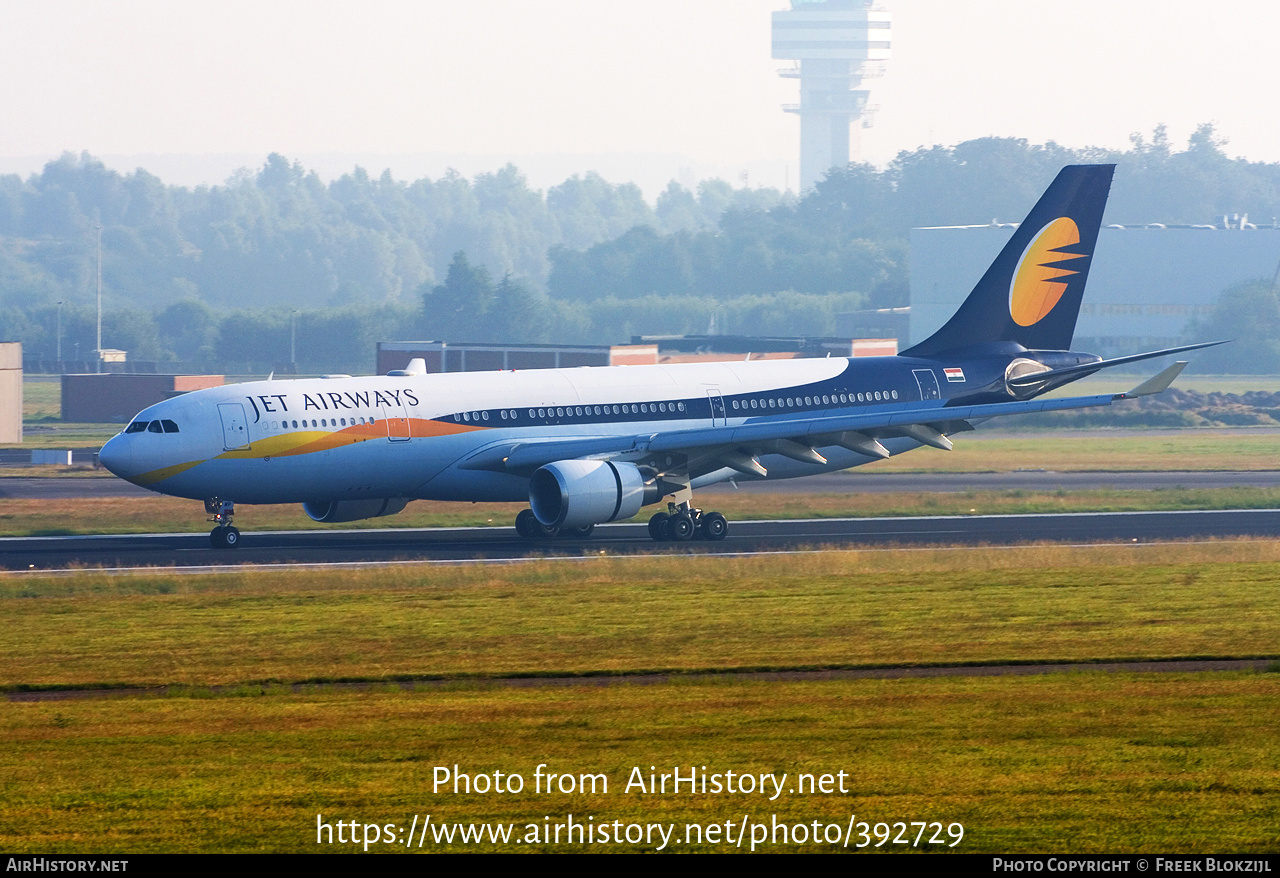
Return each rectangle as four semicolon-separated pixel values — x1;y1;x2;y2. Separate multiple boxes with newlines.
4;469;1280;570
3;469;1279;500
4;508;1280;571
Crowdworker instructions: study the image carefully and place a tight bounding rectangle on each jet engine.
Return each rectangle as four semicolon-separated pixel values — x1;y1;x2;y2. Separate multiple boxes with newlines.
529;460;660;529
302;498;409;523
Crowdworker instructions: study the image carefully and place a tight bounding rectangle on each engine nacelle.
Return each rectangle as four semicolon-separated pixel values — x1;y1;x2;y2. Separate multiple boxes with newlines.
529;460;659;529
1004;357;1053;399
302;498;409;523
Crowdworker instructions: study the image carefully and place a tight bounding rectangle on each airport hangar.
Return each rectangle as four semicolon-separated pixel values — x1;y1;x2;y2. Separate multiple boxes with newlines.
909;222;1280;358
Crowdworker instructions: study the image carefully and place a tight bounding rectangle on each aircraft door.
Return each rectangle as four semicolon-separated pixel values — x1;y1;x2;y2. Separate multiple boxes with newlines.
912;369;941;401
707;389;726;427
381;401;411;441
218;403;251;450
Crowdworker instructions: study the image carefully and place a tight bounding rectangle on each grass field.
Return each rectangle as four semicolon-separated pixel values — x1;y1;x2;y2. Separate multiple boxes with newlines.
5;484;1280;537
15;425;119;448
1;544;1278;853
21;376;59;421
4;543;1279;688
3;674;1277;853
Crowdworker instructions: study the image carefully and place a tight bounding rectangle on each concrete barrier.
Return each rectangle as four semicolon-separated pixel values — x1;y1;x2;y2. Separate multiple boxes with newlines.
31;449;73;466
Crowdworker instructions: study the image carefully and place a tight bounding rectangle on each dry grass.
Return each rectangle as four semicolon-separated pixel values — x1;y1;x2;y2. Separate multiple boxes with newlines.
2;541;1278;853
0;465;112;478
21;377;59;420
3;542;1278;689
13;424;119;448
1;674;1276;853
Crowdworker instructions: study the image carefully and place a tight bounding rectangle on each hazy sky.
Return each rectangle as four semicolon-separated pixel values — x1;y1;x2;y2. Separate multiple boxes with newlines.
2;0;1277;193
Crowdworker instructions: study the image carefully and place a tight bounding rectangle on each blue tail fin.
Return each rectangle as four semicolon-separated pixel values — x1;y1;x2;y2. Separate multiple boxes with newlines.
903;164;1115;358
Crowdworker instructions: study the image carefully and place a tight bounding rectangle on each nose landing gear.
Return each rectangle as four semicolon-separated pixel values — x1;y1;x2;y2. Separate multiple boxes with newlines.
205;498;240;549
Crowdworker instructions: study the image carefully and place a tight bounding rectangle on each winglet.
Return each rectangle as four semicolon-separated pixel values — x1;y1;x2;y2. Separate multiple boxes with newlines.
1116;361;1187;399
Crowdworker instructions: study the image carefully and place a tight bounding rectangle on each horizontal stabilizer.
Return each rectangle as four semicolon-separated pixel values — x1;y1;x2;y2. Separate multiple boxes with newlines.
1116;361;1187;399
1008;340;1227;388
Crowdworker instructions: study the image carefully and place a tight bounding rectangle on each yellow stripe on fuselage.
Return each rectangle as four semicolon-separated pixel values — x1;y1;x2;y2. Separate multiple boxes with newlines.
131;419;483;485
133;458;206;486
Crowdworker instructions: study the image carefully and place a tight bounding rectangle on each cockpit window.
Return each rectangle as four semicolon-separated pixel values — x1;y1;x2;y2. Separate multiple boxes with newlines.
128;419;180;434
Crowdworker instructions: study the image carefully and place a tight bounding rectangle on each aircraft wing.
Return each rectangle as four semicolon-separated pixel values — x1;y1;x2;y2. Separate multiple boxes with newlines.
460;363;1186;475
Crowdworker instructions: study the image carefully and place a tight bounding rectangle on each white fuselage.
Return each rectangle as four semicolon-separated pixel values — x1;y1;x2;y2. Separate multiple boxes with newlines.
98;355;949;506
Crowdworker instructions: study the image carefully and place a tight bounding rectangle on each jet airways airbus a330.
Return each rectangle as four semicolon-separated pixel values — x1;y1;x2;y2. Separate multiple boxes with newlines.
100;164;1218;548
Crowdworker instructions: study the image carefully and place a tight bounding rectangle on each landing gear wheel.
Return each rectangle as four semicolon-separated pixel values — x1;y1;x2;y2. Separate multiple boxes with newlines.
666;513;696;541
515;509;540;539
206;498;238;549
209;526;241;549
565;524;595;538
648;512;670;541
700;512;728;541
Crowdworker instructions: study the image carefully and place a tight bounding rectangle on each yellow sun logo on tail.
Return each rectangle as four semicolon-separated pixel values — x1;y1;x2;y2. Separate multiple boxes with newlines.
1008;217;1086;327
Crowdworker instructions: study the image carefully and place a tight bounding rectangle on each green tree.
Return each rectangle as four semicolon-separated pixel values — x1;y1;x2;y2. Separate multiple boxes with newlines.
488;273;550;343
655;182;702;232
157;299;218;363
420;251;494;341
547;172;656;250
1185;279;1280;373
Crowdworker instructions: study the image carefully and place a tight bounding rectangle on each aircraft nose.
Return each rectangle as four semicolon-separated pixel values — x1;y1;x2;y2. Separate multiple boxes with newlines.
98;433;133;479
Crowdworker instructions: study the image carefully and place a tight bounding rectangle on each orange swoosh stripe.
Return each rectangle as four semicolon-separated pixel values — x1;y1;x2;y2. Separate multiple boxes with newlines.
132;419;484;485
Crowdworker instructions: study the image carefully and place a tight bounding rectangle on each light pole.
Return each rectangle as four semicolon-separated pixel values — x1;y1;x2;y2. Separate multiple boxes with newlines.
290;310;298;372
56;301;64;367
95;224;102;373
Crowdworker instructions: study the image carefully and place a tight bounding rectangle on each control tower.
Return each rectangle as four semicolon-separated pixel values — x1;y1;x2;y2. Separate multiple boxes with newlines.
773;0;891;191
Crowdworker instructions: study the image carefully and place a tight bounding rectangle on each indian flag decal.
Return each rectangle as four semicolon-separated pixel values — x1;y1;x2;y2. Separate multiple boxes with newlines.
944;367;966;383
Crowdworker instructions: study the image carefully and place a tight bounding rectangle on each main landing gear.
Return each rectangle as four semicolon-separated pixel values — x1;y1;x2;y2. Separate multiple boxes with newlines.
647;503;728;542
512;460;728;542
513;504;727;542
206;498;240;549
